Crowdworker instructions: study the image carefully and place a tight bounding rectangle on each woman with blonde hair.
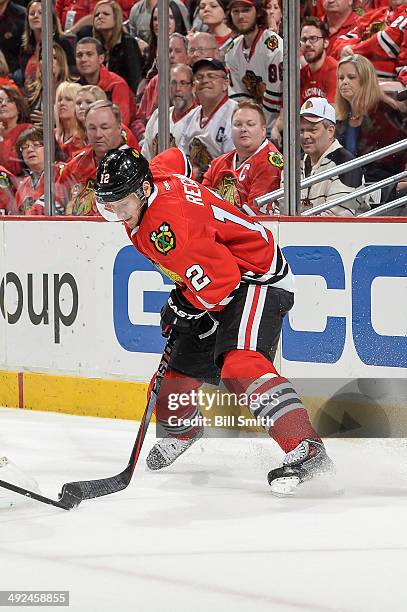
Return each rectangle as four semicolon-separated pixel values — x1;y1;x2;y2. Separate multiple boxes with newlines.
55;81;86;161
74;84;140;148
335;54;407;201
92;0;143;94
28;43;74;126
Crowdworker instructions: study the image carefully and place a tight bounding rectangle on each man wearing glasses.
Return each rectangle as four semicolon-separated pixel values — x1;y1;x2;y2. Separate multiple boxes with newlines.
187;31;220;65
300;17;338;106
179;58;236;181
142;64;197;160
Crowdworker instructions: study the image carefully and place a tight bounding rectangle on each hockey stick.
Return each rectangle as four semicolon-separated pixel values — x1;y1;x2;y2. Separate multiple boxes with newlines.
0;333;175;510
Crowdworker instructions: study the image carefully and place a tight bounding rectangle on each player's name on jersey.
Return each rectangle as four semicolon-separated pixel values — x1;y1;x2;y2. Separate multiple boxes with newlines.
167;414;275;429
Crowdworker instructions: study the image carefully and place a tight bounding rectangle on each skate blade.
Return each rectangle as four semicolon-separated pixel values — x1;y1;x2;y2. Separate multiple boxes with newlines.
269;476;301;497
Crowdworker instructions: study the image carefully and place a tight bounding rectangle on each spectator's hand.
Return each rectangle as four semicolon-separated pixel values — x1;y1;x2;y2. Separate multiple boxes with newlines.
30;110;43;126
340;45;354;58
270;123;282;149
267;16;279;33
0;121;5;141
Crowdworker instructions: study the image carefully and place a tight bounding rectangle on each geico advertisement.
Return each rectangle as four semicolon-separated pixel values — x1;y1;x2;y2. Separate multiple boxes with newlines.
0;220;406;379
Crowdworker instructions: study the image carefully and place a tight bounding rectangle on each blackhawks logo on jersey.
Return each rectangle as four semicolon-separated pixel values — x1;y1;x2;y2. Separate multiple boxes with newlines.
0;171;10;189
216;175;241;208
265;35;279;51
70;179;96;215
150;222;176;255
268;152;284;168
152;133;177;158
242;70;266;104
366;20;386;39
189;137;212;181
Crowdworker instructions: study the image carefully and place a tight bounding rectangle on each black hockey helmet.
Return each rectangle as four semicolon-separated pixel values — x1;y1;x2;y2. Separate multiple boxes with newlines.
95;146;152;205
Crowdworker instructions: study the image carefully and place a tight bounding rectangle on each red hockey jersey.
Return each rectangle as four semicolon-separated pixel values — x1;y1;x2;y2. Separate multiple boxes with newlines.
202;139;283;216
125;149;292;312
0;165;16;214
332;4;407;78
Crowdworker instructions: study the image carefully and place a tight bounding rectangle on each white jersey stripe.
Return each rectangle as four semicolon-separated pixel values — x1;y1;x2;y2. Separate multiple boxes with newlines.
237;285;256;349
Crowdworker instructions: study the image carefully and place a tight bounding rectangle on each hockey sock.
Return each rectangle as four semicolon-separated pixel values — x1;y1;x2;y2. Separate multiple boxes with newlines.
221;350;320;453
149;369;204;440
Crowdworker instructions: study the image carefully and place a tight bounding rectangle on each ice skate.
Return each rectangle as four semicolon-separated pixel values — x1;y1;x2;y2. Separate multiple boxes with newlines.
146;428;204;470
267;439;335;496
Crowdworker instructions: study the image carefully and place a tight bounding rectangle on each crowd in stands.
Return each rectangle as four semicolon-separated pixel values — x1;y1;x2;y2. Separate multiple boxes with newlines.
0;0;406;217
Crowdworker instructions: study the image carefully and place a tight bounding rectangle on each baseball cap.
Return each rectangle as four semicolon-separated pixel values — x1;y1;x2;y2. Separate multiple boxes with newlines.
192;58;228;74
228;0;261;8
300;97;336;124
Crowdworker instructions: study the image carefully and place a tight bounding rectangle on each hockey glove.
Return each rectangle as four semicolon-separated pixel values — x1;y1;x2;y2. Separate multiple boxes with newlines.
161;288;207;337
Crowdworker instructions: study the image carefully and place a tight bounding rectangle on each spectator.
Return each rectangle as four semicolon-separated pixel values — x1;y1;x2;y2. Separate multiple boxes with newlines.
75;37;137;128
0;0;26;76
142;1;188;82
187;31;220;65
396;25;407;87
322;0;359;55
92;0;143;94
134;33;190;141
336;1;407;79
0;163;16;215
300;17;338;105
202;100;283;215
129;0;190;43
57;100;124;215
335;54;407;202
169;32;189;65
0;51;19;90
27;43;73;127
15;127;65;215
0;85;31;176
299;97;367;215
142;64;196;159
74;84;139;148
20;0;76;89
55;81;85;161
199;0;234;51
55;0;97;33
225;0;283;130
178;58;237;181
264;0;283;36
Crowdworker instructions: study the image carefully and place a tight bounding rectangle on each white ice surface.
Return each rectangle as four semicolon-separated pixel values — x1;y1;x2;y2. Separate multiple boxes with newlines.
1;406;407;612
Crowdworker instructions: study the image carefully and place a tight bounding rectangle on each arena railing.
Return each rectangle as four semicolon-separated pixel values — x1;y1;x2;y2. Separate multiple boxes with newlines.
254;138;407;215
300;171;407;216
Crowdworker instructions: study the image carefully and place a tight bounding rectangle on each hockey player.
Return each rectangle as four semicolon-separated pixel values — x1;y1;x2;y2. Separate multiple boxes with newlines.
94;145;335;495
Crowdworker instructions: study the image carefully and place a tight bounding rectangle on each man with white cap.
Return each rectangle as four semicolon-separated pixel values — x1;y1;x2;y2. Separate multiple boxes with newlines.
299;96;368;216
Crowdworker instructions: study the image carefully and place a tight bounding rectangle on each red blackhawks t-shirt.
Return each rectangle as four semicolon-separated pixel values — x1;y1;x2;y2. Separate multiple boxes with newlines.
300;56;338;106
